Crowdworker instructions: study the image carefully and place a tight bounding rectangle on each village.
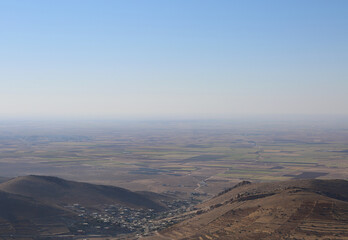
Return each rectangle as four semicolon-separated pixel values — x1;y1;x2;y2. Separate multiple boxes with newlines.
65;197;200;237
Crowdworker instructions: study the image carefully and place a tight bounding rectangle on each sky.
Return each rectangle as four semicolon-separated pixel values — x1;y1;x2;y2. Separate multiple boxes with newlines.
0;0;347;119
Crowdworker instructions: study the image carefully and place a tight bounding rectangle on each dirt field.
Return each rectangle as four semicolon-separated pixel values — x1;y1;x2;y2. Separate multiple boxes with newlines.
0;120;347;198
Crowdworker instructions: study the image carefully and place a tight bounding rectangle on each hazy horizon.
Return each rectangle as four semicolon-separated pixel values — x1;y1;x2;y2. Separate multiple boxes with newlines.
1;0;347;119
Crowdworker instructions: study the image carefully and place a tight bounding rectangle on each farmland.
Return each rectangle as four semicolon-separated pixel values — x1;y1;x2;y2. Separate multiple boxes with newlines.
0;119;347;198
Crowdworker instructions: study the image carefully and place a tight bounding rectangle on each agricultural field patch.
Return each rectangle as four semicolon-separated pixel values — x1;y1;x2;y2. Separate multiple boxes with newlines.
0;120;347;198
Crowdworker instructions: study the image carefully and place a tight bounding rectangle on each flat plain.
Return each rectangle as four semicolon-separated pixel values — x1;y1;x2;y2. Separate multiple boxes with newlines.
0;119;347;198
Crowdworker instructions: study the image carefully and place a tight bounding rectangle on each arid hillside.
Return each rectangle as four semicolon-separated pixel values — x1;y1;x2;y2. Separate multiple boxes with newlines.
0;189;74;239
0;175;169;239
147;179;348;240
0;175;166;211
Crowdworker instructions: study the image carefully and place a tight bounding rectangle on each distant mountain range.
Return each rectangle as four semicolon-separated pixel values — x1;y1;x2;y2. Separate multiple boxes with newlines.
148;179;348;240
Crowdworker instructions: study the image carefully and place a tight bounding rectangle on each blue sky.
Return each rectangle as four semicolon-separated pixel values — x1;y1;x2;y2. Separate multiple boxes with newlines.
1;0;347;119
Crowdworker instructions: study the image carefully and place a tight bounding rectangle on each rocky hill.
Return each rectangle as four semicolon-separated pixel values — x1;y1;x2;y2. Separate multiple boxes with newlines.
147;179;348;240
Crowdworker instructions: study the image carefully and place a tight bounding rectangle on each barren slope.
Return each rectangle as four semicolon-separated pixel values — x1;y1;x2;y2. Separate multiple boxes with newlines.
0;175;171;239
147;179;348;240
0;190;74;238
0;175;166;211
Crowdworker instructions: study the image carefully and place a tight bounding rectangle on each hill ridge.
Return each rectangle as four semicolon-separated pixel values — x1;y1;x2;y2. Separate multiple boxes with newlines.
147;179;348;240
0;175;166;211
